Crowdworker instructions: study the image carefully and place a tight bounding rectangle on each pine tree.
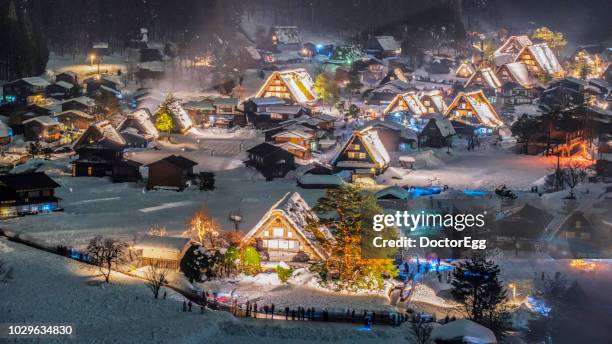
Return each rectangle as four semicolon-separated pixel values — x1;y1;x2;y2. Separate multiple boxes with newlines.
451;254;510;335
180;244;206;283
311;185;397;290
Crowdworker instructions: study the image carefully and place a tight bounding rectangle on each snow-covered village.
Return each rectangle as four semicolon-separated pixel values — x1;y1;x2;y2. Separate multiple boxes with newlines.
0;0;611;343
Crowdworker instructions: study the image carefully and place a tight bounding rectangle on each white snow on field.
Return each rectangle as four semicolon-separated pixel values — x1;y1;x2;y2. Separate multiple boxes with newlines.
2;167;325;248
139;201;195;213
0;239;412;344
397;149;557;189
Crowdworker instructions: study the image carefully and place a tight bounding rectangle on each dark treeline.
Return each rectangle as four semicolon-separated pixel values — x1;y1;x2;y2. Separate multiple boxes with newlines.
0;0;48;80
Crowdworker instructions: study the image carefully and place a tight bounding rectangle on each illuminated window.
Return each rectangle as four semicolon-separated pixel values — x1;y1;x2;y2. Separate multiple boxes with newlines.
358;152;366;159
348;152;357;159
87;166;93;176
263;230;269;237
423;100;430;106
287;231;292;238
351;144;360;150
272;227;284;237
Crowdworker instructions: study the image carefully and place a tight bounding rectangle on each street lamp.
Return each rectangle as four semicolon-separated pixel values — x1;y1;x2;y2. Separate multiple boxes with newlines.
509;283;516;300
229;211;243;232
89;53;100;75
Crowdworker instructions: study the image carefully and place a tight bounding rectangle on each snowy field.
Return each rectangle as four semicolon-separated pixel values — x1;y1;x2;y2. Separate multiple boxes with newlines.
1;167;324;247
0;238;411;344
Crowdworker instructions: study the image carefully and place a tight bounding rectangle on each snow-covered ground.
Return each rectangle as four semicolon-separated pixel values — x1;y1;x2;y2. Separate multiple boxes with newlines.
0;238;411;344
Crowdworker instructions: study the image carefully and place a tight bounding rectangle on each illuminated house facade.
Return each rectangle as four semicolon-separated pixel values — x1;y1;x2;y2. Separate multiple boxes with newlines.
455;63;475;78
445;90;504;129
242;192;331;263
515;43;564;79
419;90;448;115
255;69;317;104
0;172;60;218
331;128;390;177
464;67;502;90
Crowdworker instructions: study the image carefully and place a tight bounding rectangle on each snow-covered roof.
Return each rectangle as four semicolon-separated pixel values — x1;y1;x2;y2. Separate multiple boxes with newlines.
133;235;191;253
63;96;95;107
248;97;286;106
276;141;308;151
272;129;314;140
54;81;74;89
429;117;456;137
455;63;475;77
22;115;59;126
419;90;448;113
375;36;400;51
366;119;418;140
466;67;502;89
56;110;94;119
21;77;51;87
297;174;344;186
256;69;317;104
446;91;503;128
119;108;159;138
499;62;537;88
166;100;193;130
519;43;563;75
271;26;301;45
494;35;533;57
375;186;409;200
431;319;497;344
384;92;428;115
73;120;126;149
332;128;391;168
242;192;332;260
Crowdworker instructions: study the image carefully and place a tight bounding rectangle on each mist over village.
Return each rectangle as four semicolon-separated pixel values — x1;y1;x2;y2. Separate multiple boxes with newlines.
0;0;611;343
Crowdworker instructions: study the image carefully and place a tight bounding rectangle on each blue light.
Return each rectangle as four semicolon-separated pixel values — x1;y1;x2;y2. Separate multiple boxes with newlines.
316;44;323;49
407;186;443;198
463;189;488;196
527;296;551;316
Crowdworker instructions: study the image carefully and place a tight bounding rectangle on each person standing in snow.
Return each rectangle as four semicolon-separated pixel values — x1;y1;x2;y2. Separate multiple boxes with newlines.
270;303;275;319
182;301;186;312
188;301;192;312
285;307;289;320
253;303;258;318
263;305;269;318
163;291;167;300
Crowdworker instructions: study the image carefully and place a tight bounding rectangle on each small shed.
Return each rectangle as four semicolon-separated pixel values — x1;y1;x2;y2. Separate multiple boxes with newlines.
133;235;192;269
146;155;198;191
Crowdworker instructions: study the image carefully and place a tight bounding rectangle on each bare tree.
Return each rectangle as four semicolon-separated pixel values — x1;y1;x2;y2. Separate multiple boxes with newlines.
184;209;222;249
143;265;170;299
410;320;433;344
0;260;14;283
86;236;128;283
563;160;588;198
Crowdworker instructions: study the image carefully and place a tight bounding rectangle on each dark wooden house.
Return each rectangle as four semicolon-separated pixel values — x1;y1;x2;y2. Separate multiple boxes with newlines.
245;142;296;181
2;77;51;105
55;71;79;86
61;96;96;114
72;121;141;182
56;110;94;130
146;155;197;191
22;116;62;142
366;120;417;152
420;117;456;148
46;81;77;100
0;172;61;218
